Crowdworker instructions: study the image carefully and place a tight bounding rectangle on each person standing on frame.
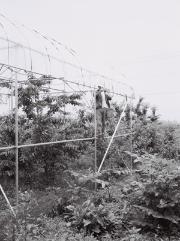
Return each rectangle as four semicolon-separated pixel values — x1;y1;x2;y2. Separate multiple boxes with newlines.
96;86;113;135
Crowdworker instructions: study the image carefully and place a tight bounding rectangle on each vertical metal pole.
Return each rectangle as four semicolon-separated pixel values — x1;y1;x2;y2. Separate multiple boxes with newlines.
129;90;135;173
10;83;13;112
94;90;97;191
15;73;19;208
130;98;133;174
98;100;128;173
94;90;97;173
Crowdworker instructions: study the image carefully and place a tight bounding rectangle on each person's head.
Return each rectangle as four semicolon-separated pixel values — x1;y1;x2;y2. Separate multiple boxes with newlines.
97;85;102;91
104;88;109;93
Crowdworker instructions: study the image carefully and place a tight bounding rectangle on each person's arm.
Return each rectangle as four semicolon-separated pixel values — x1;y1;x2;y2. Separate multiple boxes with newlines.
106;94;112;100
106;91;112;100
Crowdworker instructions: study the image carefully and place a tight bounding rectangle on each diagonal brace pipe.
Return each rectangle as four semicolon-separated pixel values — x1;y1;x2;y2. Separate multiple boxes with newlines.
98;99;128;173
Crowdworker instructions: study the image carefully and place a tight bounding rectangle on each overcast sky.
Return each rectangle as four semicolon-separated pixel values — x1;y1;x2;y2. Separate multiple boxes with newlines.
1;0;180;121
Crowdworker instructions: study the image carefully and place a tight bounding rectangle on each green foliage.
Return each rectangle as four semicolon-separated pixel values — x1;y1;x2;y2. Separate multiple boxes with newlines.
23;216;98;241
132;161;180;236
0;210;16;241
65;199;117;236
159;126;178;159
1;76;180;241
99;97;179;172
132;121;161;154
0;76;94;187
124;98;178;160
0;190;97;241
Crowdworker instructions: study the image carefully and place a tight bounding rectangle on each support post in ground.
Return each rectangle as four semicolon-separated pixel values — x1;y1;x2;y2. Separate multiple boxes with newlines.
94;90;97;173
129;90;135;174
15;73;19;208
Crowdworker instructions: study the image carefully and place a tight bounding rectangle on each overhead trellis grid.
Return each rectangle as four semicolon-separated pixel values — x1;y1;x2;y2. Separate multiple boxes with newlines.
0;13;135;209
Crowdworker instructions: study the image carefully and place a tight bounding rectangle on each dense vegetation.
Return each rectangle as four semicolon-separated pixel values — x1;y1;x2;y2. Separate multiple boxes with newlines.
0;77;180;240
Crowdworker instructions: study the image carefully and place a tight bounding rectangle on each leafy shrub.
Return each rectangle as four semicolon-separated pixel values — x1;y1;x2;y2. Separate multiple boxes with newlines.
64;199;117;236
28;216;98;241
132;165;180;237
159;126;178;159
0;210;16;241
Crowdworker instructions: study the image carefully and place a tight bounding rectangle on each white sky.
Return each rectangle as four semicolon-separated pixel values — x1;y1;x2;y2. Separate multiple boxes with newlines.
1;0;180;121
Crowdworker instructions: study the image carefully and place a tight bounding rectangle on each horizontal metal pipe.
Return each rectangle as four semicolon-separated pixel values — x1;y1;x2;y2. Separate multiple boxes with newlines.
0;132;133;151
